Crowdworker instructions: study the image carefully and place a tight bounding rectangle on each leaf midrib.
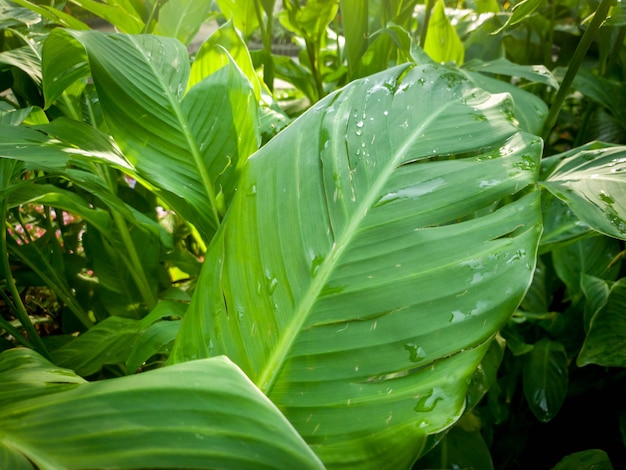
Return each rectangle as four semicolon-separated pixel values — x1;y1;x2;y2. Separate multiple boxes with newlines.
126;34;221;230
257;80;456;394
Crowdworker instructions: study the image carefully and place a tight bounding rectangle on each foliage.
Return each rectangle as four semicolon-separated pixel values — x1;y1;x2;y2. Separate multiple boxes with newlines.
0;0;625;468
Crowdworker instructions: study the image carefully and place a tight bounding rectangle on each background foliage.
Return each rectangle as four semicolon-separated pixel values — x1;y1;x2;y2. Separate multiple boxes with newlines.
1;0;625;468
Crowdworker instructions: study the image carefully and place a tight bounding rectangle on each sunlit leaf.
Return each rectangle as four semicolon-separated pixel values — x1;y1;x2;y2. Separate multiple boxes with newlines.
541;143;626;240
172;62;542;467
423;0;464;65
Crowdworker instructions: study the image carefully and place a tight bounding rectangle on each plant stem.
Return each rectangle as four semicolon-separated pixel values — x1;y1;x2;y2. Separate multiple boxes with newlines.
419;0;434;47
102;167;158;309
0;289;36;349
541;0;615;140
0;200;50;358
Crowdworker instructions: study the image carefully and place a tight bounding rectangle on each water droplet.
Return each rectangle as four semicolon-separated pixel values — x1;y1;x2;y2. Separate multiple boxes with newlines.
449;310;466;323
356;120;364;128
267;277;278;294
310;255;325;277
247;184;257;196
355;129;363;136
404;343;426;362
414;388;445;412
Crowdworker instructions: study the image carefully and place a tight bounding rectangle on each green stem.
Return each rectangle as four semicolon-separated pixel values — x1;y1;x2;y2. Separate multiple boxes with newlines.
102;168;158;309
419;0;434;47
541;0;615;140
0;289;36;349
1;200;50;358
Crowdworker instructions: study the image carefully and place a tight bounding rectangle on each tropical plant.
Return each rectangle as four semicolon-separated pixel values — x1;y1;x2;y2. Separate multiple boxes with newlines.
1;0;625;468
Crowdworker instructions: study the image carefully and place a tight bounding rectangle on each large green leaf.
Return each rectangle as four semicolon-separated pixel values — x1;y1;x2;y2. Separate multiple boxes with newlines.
172;63;543;467
0;349;323;469
42;29;259;240
541;143;626;240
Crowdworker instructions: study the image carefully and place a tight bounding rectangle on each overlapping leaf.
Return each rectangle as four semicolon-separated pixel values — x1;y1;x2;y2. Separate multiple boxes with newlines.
0;349;323;469
172;63;543;467
41;29;259;240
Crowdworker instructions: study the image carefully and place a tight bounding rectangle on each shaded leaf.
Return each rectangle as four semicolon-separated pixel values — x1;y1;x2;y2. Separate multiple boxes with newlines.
578;278;626;367
52;316;140;376
126;320;181;374
551;449;614;470
523;338;568;422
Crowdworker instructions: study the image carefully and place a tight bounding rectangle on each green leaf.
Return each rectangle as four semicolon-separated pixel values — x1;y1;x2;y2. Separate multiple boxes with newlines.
541;144;626;240
43;29;258;240
340;0;369;77
493;0;545;35
580;274;611;329
0;46;42;86
190;20;261;100
172;63;543;467
52;316;140;376
216;0;260;38
7;0;88;29
464;57;559;90
539;190;591;252
552;236;621;301
551;449;614;470
0;348;86;408
578;278;626;367
154;0;214;45
0;350;324;469
126;320;181;373
423;0;464;65
523;338;568;422
464;69;548;135
68;0;145;33
415;423;494;469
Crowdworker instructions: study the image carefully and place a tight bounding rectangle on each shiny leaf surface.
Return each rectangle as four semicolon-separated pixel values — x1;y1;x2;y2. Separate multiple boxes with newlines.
172;63;542;467
0;349;324;469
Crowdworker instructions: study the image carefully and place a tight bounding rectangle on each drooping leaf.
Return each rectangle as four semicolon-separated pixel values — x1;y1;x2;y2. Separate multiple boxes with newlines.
578;278;626;367
541;143;626;240
172;63;542;467
0;349;324;469
9;0;88;29
423;0;464;65
523;338;568;422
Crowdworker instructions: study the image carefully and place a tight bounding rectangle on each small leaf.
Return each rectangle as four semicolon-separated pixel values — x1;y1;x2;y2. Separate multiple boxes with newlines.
551;449;614;470
126;320;181;374
52;317;140;376
493;0;545;35
415;424;494;469
523;338;568;422
578;278;626;367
